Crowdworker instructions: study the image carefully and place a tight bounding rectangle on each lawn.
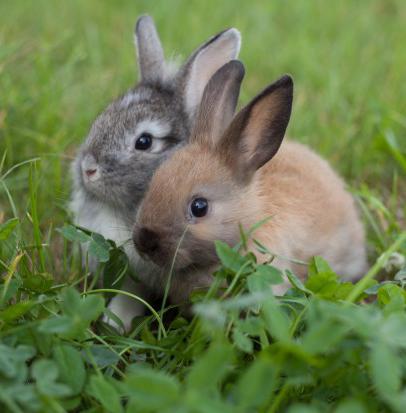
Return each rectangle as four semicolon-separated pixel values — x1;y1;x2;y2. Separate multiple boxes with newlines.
0;0;405;412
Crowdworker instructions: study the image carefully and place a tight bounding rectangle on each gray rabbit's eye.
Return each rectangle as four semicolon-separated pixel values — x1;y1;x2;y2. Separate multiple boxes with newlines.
135;133;153;150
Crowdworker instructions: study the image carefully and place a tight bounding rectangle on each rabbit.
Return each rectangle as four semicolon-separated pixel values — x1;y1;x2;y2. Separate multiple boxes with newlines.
132;60;368;305
70;15;241;330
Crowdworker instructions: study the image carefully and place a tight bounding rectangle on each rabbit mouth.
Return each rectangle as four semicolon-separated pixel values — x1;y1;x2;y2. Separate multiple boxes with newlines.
135;244;196;273
133;224;219;272
168;249;219;274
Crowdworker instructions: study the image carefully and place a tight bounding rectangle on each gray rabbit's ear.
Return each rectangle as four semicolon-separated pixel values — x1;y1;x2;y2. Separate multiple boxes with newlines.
134;15;165;82
181;28;241;118
192;60;245;146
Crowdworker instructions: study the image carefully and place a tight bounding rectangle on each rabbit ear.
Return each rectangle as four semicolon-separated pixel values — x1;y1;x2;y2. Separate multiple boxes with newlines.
220;75;293;180
134;15;165;82
182;28;241;118
192;60;245;146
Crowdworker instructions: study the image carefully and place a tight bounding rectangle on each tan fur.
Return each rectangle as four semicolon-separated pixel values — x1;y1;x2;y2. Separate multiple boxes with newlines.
134;69;367;304
249;141;366;284
135;139;367;303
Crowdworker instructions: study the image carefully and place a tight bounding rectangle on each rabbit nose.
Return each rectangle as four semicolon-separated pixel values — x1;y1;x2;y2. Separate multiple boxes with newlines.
85;168;97;177
81;154;100;181
134;227;160;256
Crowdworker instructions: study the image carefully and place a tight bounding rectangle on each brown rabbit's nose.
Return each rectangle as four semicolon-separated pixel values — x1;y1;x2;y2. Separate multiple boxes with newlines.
133;227;160;256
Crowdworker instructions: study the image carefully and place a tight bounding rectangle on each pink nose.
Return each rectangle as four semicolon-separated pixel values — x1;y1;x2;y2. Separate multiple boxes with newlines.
85;168;97;177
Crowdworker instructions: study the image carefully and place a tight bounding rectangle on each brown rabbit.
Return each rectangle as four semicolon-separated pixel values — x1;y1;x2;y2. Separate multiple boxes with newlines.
133;60;367;303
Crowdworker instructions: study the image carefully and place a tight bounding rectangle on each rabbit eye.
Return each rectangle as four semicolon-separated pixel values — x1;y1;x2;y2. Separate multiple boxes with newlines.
190;197;208;218
135;133;153;150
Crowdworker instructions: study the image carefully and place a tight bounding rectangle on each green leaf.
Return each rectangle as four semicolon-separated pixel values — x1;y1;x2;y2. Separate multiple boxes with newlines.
379;313;406;349
32;359;72;397
103;247;129;289
232;328;253;353
370;340;401;398
215;240;248;273
306;258;370;301
235;317;264;336
308;256;334;275
61;288;104;323
247;265;284;292
39;288;104;339
39;315;75;334
261;299;290;342
0;301;35;322
377;283;406;314
306;258;339;291
125;365;180;411
53;345;86;395
57;224;90;243
87;375;123;413
0;383;40;412
88;233;111;263
334;399;367;413
301;319;350;354
187;340;234;392
22;272;53;292
83;345;120;369
234;354;277;409
57;226;111;263
0;344;36;379
286;270;312;294
0;217;19;240
74;294;105;323
287;405;322;413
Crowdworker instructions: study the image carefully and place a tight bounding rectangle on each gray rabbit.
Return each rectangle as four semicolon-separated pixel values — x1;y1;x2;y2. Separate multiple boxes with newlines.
70;15;241;330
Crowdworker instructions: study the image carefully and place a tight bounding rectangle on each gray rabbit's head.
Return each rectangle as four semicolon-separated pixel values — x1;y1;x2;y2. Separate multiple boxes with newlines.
73;16;241;216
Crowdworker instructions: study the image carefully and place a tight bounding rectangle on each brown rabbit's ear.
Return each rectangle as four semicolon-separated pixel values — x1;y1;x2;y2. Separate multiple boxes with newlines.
134;15;165;82
181;28;241;118
192;60;245;146
220;75;293;179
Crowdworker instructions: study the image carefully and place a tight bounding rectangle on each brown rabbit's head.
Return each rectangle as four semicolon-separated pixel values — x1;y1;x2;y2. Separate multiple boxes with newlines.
133;61;293;272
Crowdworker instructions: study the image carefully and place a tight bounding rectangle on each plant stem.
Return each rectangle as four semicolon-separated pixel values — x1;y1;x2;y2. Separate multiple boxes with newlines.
346;231;406;303
84;289;167;337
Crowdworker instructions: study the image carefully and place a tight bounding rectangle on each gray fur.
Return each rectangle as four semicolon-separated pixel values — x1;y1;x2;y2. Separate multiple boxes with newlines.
73;83;188;216
135;15;165;82
70;15;241;331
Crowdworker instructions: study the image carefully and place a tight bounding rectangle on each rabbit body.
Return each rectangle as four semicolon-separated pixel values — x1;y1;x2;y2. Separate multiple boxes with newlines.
70;16;241;330
133;62;367;304
247;140;366;282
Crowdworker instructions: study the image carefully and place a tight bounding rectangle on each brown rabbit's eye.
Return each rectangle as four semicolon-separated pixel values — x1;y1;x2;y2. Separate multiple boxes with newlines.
135;133;153;150
190;197;208;218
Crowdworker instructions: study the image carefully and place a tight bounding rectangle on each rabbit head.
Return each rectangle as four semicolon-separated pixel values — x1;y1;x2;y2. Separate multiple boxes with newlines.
73;16;241;216
133;61;293;272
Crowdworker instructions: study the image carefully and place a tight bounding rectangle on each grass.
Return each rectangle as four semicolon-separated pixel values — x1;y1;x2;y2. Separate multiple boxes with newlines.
0;0;406;412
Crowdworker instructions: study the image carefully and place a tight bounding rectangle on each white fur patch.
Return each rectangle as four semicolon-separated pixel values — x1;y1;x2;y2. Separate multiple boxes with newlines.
124;119;172;154
122;119;171;150
135;119;171;138
120;93;141;108
70;189;132;250
102;277;146;332
70;187;159;331
120;89;153;108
